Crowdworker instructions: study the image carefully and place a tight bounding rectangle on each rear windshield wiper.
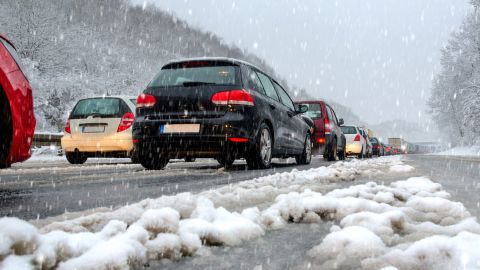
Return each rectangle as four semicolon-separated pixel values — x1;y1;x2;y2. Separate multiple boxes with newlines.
182;81;217;87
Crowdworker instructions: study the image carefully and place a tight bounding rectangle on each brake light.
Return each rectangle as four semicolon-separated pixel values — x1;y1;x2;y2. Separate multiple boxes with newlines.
136;94;156;108
117;112;135;132
65;119;71;134
211;90;254;106
354;134;361;141
229;137;249;143
324;118;331;133
316;138;326;144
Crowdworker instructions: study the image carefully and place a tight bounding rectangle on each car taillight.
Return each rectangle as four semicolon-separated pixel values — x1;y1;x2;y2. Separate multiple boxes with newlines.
117;112;135;132
316;138;326;144
229;137;249;143
211;90;254;106
354;134;361;141
324;118;331;133
136;94;156;108
64;119;71;134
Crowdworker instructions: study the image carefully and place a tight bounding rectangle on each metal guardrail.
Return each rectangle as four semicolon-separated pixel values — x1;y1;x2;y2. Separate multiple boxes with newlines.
32;133;62;148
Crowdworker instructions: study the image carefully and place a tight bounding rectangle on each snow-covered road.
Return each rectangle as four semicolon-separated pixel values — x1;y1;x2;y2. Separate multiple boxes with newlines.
1;155;480;269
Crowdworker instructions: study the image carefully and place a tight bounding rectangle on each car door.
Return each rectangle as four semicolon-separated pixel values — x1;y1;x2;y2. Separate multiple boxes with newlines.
273;80;305;152
328;106;344;150
255;71;288;152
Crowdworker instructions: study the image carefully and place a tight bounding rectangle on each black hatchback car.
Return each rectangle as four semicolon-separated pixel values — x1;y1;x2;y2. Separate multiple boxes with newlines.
133;58;313;170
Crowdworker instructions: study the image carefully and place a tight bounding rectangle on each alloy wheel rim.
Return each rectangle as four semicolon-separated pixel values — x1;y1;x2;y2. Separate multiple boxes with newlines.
260;129;272;164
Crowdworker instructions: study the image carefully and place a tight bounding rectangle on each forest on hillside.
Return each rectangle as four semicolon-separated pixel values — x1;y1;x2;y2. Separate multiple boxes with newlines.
0;0;287;131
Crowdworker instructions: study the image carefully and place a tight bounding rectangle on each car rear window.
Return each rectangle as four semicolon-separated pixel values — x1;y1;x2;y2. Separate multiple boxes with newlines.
303;103;322;119
370;138;379;144
149;61;239;87
70;98;123;119
341;126;357;134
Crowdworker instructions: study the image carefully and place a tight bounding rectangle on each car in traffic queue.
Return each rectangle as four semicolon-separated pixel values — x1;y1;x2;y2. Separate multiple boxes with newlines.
340;125;368;158
0;34;36;168
61;96;138;164
133;58;314;170
294;100;346;161
369;137;384;156
359;127;373;158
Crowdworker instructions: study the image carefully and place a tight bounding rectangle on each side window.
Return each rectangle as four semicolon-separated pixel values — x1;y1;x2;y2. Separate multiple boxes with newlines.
326;106;333;122
273;81;295;111
244;66;265;94
329;107;339;125
256;72;280;102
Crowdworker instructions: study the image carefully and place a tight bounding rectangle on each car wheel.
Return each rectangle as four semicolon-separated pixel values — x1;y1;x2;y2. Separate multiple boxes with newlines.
66;152;88;165
185;157;196;163
137;143;169;170
130;151;140;164
246;123;272;169
296;133;312;165
216;154;234;167
338;145;346;161
327;138;337;161
358;147;364;159
0;88;12;168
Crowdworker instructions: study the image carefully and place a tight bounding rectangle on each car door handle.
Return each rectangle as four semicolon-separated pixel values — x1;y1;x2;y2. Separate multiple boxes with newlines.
269;104;276;110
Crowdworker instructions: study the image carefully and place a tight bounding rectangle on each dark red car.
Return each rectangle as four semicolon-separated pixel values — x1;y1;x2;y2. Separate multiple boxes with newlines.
0;34;36;168
294;100;346;161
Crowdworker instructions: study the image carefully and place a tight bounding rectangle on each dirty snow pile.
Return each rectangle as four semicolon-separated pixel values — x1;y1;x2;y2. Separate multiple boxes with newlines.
262;177;480;269
0;156;425;270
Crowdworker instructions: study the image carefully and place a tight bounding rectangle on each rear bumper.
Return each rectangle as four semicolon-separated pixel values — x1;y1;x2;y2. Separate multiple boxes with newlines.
132;113;256;158
346;142;362;155
61;132;134;153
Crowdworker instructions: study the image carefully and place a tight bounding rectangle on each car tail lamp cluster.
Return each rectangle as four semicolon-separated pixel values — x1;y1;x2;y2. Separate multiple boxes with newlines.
117;112;135;132
316;138;326;144
64;119;71;134
354;134;361;142
324;118;331;133
229;137;249;143
137;94;156;108
211;90;254;106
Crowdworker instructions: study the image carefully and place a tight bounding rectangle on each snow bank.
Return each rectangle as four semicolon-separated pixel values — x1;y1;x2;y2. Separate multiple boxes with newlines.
435;145;480;157
0;156;433;269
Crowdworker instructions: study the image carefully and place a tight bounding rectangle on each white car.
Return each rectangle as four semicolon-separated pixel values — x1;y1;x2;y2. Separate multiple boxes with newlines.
61;96;138;164
341;125;368;158
358;127;373;158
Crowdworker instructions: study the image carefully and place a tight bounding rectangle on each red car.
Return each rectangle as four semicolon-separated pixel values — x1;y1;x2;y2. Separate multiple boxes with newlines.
294;100;346;161
0;34;35;168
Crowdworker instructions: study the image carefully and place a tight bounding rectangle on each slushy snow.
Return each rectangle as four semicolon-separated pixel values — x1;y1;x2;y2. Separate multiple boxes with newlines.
1;156;478;270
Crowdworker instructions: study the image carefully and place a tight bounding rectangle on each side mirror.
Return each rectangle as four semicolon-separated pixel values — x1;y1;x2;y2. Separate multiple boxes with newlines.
297;104;308;114
338;118;344;126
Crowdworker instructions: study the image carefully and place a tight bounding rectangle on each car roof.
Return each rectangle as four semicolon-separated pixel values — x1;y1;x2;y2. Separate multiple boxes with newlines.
294;100;326;104
78;95;137;101
165;57;261;70
0;33;16;50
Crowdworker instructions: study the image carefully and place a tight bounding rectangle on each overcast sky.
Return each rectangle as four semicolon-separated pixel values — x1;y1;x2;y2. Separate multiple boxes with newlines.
132;0;470;124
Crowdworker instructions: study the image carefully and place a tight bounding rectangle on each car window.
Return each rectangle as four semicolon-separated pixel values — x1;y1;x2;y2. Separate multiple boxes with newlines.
256;72;280;102
330;108;339;125
326;106;337;125
246;67;266;94
130;99;137;106
149;62;239;87
70;98;123;119
341;126;357;134
273;81;295;111
302;103;322;119
370;138;379;144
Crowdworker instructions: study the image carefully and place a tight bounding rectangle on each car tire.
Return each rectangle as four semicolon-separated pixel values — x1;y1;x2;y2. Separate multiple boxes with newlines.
185;157;196;163
0;88;12;168
327;138;338;161
246;123;272;169
358;147;364;159
338;145;346;161
139;153;169;170
66;152;88;165
130;152;140;164
296;133;312;165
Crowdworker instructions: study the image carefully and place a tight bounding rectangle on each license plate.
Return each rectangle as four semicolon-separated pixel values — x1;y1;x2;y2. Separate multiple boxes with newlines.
160;124;200;134
82;125;105;133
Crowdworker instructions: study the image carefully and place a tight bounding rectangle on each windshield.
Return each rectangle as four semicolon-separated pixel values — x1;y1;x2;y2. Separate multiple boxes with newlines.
149;64;239;87
341;126;357;134
302;103;322;119
71;98;121;119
